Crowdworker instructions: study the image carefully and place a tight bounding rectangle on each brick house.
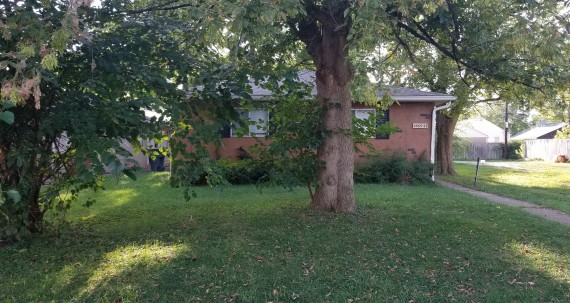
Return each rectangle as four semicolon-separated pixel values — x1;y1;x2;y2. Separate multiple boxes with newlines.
127;72;456;171
214;71;456;164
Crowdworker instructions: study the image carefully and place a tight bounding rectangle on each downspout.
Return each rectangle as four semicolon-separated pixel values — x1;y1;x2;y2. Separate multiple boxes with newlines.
431;101;452;181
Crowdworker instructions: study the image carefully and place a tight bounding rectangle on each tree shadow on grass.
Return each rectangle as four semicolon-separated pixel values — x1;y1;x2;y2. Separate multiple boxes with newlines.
1;184;570;302
239;201;570;302
0;185;310;301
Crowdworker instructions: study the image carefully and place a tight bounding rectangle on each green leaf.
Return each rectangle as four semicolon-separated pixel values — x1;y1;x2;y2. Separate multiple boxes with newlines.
0;111;14;124
123;168;137;181
7;190;21;203
1;100;15;109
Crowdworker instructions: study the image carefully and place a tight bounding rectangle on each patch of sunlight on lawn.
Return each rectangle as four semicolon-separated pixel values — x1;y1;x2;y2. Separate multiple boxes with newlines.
103;189;139;207
52;262;80;290
149;180;169;188
488;172;563;189
79;213;96;221
81;242;189;295
508;242;570;284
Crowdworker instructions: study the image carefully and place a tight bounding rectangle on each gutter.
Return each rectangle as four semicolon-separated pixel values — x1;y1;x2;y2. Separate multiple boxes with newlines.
431;101;453;181
392;96;457;102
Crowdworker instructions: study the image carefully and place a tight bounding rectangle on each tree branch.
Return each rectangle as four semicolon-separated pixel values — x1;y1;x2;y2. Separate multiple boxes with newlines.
394;18;458;61
287;17;322;63
122;0;199;15
2;0;13;14
476;97;502;103
445;0;461;57
304;0;329;24
392;25;434;87
394;18;545;92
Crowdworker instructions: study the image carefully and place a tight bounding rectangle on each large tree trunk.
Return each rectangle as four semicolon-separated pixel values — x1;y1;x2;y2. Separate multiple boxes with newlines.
435;112;457;175
312;67;355;212
293;3;355;212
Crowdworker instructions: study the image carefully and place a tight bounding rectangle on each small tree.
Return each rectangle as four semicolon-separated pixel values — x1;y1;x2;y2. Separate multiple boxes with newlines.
555;125;570;139
371;1;569;174
0;1;195;239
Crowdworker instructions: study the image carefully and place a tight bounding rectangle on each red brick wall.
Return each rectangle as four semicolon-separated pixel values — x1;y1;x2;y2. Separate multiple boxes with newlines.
207;102;435;162
356;102;434;162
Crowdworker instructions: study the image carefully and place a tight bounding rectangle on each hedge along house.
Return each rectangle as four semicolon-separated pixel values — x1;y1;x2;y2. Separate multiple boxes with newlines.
212;71;456;168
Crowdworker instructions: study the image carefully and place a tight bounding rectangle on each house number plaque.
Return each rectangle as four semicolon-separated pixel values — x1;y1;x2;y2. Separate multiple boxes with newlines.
412;123;429;129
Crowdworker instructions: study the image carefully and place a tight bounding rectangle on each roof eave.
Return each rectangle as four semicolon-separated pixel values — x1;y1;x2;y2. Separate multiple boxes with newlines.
392;96;457;102
251;95;458;102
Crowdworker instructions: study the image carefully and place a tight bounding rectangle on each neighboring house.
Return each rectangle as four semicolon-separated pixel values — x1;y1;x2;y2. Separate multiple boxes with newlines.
511;122;567;140
119;137;170;171
454;118;507;143
210;71;456;163
114;110;171;171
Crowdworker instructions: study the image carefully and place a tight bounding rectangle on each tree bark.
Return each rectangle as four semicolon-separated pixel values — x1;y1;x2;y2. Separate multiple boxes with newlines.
1;98;46;234
312;67;355;212
435;112;457;175
27;185;43;233
293;3;356;212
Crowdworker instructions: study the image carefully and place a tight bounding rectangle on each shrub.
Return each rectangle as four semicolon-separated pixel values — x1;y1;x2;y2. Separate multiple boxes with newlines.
219;159;269;185
514;140;525;159
354;154;435;185
452;136;472;160
506;141;523;160
185;159;269;186
187;154;434;187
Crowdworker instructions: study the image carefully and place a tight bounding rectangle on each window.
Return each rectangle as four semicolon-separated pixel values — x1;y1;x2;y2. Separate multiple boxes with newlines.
352;109;374;120
376;109;390;139
231;109;269;137
352;108;390;139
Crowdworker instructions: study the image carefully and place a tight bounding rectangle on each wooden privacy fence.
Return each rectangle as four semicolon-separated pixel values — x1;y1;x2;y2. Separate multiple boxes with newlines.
523;139;570;161
454;142;504;160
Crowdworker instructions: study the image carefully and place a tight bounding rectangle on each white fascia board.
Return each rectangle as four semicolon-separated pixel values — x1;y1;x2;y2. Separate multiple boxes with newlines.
251;95;458;103
250;94;273;100
393;96;457;102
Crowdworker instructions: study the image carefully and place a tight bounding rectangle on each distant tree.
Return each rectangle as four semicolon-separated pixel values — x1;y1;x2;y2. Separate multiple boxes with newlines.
531;90;570;125
371;1;569;173
468;101;531;136
555;125;570;139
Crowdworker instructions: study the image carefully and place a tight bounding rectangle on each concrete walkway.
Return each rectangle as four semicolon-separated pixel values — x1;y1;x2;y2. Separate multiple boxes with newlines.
438;180;570;227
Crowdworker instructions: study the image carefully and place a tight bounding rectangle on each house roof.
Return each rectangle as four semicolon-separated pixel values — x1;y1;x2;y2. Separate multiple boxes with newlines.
250;71;456;103
455;126;488;139
376;86;457;101
511;122;567;140
455;118;506;139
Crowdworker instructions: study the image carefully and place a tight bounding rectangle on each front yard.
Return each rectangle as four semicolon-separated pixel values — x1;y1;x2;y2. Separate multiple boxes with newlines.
1;173;569;302
440;161;570;214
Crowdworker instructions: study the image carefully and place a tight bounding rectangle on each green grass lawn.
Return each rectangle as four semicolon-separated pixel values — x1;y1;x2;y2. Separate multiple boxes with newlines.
440;161;570;214
1;173;569;302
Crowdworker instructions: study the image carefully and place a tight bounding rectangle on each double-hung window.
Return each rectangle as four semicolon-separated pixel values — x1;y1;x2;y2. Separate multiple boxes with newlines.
231;109;269;137
352;108;390;139
375;109;390;139
352;109;374;120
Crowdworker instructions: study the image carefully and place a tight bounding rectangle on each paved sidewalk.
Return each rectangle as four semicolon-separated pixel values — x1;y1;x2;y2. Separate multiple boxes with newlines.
438;180;570;227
